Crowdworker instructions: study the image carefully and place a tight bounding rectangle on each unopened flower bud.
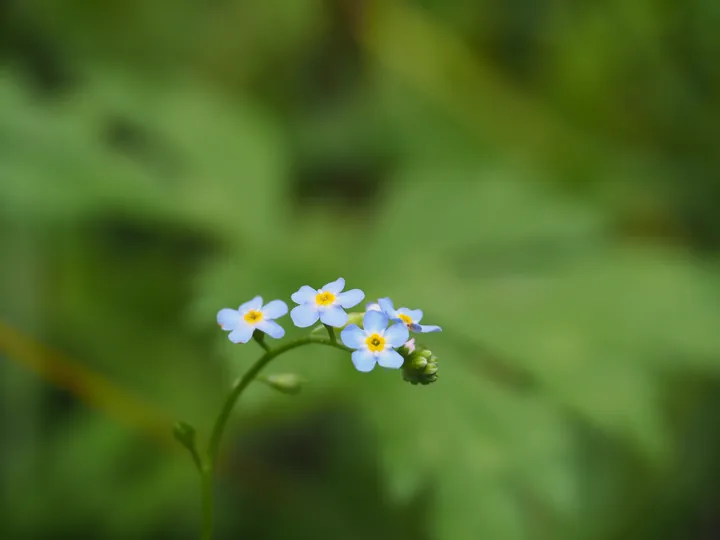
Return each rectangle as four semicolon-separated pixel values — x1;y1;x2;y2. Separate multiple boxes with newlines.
423;363;438;376
259;373;305;395
345;312;365;328
402;344;439;385
411;355;428;370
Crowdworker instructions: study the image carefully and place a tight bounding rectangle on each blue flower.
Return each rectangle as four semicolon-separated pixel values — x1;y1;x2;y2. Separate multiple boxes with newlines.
290;278;365;328
340;310;409;372
217;296;288;344
377;297;442;334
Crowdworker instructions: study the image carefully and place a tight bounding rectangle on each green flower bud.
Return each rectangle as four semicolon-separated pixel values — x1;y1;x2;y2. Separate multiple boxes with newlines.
411;355;428;370
259;373;305;395
402;344;439;386
423;364;438;376
344;312;365;329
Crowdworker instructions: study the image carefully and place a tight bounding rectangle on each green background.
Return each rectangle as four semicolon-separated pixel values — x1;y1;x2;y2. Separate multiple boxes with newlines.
1;1;719;539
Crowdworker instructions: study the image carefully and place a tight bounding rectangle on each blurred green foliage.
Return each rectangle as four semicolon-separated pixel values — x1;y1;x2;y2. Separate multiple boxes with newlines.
1;1;720;539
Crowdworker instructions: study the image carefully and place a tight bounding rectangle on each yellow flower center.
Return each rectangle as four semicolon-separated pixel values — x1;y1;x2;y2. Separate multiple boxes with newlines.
366;333;386;353
315;291;336;306
398;313;413;326
243;310;263;324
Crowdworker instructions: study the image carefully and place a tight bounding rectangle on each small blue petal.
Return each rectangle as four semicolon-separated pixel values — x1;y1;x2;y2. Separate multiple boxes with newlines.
363;310;388;333
337;289;365;309
378;298;396;317
322;277;345;294
409;322;423;333
419;324;442;333
340;324;366;349
217;308;239;331
239;296;263;313
352;350;377;372
376;349;404;369
262;300;288;320
228;322;254;343
257;320;285;339
384;323;409;348
397;307;423;323
291;304;319;327
320;305;349;327
365;302;382;312
291;285;316;304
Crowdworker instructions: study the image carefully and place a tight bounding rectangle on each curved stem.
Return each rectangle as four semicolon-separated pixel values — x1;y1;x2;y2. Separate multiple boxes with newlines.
206;336;349;462
199;335;350;540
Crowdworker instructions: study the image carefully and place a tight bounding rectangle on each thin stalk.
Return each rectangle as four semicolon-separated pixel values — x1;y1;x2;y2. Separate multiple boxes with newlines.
199;335;350;539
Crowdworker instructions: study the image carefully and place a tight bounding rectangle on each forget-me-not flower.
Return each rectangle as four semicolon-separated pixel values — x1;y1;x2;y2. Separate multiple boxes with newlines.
290;278;364;328
377;297;442;333
217;296;288;344
341;310;409;372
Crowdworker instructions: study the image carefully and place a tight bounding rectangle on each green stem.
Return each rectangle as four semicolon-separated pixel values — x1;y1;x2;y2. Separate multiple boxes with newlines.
324;323;337;344
199;335;350;539
188;445;203;473
252;332;271;353
200;461;214;540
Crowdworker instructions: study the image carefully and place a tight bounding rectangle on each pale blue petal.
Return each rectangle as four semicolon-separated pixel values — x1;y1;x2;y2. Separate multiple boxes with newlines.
291;285;316;304
397;307;423;323
409;322;423;333
352;350;377;372
340;325;366;349
337;289;365;308
384;323;410;348
239;296;263;313
217;308;239;331
364;310;388;333
257;320;285;339
366;302;381;312
377;297;396;317
376;349;404;369
228;322;254;344
320;306;348;327
322;277;345;294
419;324;442;333
291;304;319;327
262;300;288;320
363;310;388;333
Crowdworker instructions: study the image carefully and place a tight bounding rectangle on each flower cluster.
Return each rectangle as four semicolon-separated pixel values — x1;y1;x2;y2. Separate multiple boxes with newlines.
217;278;441;376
